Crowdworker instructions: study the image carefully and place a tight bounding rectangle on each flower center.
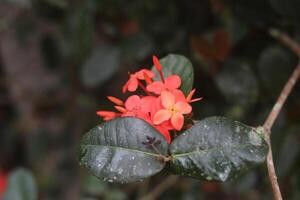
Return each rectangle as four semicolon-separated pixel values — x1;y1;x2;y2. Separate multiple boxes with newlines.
169;106;178;114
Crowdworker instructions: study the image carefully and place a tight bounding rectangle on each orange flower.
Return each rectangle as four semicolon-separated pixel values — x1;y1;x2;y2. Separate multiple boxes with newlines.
122;69;154;93
153;91;192;130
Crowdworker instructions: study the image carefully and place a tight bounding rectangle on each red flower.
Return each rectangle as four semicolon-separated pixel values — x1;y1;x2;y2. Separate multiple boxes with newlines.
146;75;181;94
122;69;154;93
121;95;150;119
153;91;192;130
97;55;201;144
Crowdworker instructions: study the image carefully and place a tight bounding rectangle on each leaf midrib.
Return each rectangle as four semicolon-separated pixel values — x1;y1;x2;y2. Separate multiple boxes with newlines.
172;143;257;158
82;144;163;157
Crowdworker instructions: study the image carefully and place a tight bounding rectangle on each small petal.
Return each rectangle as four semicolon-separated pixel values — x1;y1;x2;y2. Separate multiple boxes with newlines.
125;95;141;110
171;89;186;102
146;81;164;94
136;69;154;79
107;96;124;105
114;106;127;113
96;111;119;120
186;89;196;102
122;80;130;93
190;97;203;103
165;75;181;90
186;89;203;103
161;91;175;109
174;101;192;114
96;111;117;117
127;77;139;92
171;113;184;130
153;109;172;125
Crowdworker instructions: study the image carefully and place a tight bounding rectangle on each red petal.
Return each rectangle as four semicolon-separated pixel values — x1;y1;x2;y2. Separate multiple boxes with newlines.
125;95;141;110
161;91;175;109
127;77;139;92
174;101;192;114
137;69;154;79
107;96;124;105
122;80;130;93
141;96;157;113
165;75;181;90
146;81;164;94
96;111;119;120
186;89;196;102
153;109;172;125
171;89;186;102
190;97;203;103
114;106;127;113
171;113;184;130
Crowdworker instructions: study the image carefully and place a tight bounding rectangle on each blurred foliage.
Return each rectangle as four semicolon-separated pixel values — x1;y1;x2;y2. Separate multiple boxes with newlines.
3;168;37;200
0;0;300;199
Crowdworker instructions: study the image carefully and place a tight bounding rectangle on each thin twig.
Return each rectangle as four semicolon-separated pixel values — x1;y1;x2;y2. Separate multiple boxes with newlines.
270;28;300;57
139;175;179;200
263;29;300;200
264;62;300;132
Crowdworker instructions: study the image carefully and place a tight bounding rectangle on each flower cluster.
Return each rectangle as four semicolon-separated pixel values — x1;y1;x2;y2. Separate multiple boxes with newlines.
97;56;201;143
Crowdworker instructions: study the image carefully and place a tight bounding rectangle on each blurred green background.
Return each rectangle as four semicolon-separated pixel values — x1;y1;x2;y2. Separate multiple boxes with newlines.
0;0;300;199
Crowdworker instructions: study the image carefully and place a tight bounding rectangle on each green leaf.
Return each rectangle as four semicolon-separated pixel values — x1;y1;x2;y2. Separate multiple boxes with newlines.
151;54;194;95
79;117;168;183
258;45;296;98
3;168;37;200
168;116;268;181
81;44;121;87
214;59;259;106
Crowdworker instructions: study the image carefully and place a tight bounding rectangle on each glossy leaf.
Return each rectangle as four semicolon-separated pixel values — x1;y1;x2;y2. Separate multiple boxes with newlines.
168;116;268;181
3;168;37;200
152;54;194;95
79;117;168;183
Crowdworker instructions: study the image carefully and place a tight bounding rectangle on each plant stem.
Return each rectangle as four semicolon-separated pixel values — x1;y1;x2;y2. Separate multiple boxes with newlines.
263;29;300;200
263;62;300;132
270;28;300;57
